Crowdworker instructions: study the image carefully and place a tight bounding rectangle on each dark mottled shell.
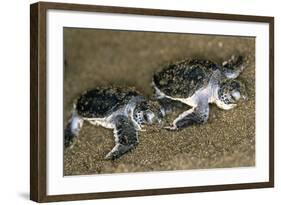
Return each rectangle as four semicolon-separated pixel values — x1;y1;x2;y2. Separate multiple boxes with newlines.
153;59;220;98
76;87;140;118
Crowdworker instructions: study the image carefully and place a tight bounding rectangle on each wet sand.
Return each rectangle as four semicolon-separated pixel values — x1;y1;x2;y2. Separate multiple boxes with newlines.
63;28;255;175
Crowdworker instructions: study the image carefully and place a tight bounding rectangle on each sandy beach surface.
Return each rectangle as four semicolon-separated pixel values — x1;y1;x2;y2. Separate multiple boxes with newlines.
63;28;255;175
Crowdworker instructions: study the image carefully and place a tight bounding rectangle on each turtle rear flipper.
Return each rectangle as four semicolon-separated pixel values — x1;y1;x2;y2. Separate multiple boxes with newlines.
105;115;139;160
157;97;187;115
64;113;84;148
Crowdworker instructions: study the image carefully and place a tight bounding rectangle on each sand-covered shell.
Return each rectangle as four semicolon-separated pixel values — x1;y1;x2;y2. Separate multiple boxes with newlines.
76;87;140;118
153;59;221;98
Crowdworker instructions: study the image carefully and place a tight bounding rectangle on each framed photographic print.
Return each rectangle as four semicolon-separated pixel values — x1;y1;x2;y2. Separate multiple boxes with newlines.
30;1;274;202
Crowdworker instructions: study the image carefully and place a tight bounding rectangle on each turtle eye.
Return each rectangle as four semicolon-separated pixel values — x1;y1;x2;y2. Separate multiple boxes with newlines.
231;91;241;101
143;113;148;122
144;110;156;124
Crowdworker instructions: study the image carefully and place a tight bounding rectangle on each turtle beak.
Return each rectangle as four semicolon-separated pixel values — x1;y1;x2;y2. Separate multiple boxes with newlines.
157;118;162;125
242;94;248;101
241;91;248;101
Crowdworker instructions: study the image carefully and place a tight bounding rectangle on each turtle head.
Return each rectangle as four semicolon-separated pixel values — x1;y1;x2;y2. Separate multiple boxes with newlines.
133;100;163;126
217;79;248;109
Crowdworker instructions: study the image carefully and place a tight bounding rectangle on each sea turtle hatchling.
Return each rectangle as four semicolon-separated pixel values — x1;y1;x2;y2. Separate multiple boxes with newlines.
152;55;249;130
64;87;162;160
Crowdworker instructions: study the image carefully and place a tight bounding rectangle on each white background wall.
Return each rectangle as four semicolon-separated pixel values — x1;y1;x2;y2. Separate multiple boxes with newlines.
0;0;279;204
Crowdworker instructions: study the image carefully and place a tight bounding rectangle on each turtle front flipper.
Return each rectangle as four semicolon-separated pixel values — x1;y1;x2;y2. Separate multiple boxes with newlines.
105;115;139;160
222;55;248;79
165;99;209;131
